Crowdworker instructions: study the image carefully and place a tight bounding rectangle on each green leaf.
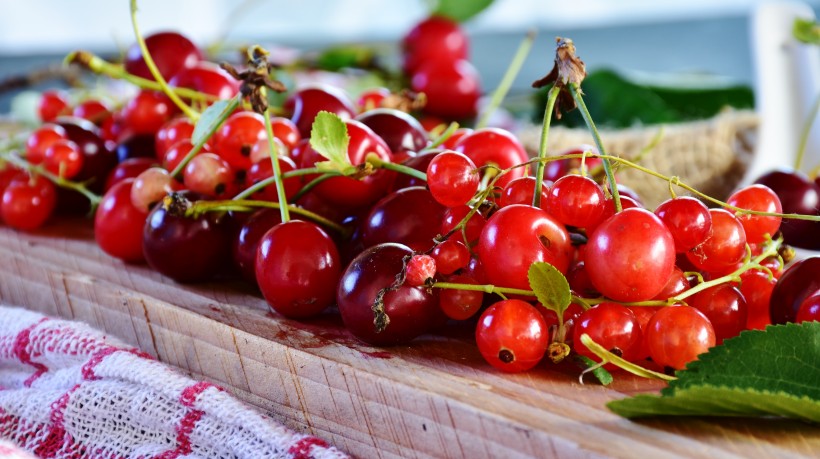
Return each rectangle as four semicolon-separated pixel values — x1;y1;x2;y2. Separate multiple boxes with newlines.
316;45;376;71
574;355;613;386
608;322;820;422
425;0;494;22
794;18;820;45
527;262;571;320
192;98;238;147
309;111;351;171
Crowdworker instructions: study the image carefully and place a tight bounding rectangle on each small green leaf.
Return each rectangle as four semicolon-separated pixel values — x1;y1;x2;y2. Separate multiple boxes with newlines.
425;0;494;22
575;355;613;386
580;334;675;382
794;18;820;45
608;386;820;423
527;262;571;320
609;322;820;422
310;111;351;170
192;98;237;147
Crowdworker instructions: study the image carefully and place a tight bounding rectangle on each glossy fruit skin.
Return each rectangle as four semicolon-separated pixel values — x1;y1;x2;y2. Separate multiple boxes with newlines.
142;193;231;283
286;84;357;138
770;257;820;324
686;209;747;273
55;118;118;213
546;174;605;228
355;108;429;155
754;169;820;250
573;303;643;364
475;299;548;373
169;62;239;100
392;151;436;191
654;196;712;252
362;187;446;252
37;90;71;122
689;284;747;344
476;205;572;290
255;220;341;318
426;150;479;208
124;31;202;81
498;176;550;209
212;111;266;172
585;208;676;302
454;128;529;189
115;134;157;162
232;208;282;283
645;305;715;370
1;175;56;231
440;204;486;246
726;184;782;244
337;243;440;345
438;274;483;320
796;291;820;323
401;15;468;74
94;178;148;263
412;59;480;120
740;269;776;330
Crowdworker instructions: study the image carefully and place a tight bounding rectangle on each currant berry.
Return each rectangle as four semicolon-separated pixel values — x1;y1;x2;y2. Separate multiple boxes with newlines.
573;303;643;364
688;284;748;344
726;184;782;244
426;150;479;207
475;299;548;373
645;305;715;370
654;196;712;252
405;254;436;287
37;90;71;122
43;139;83;179
26;124;67;164
438;274;484;320
183;153;236;199
498;176;550;209
94;178;149;263
212;111;266;172
1;174;57;230
431;238;470;275
686;209;747;273
546;174;605;228
131;167;182;212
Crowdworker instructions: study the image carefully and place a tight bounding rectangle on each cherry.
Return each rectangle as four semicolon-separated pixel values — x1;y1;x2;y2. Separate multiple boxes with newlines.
401;15;468;74
391;151;436;191
426;150;479;208
104;157;157;192
256;220;341;318
337;243;440;345
726;184;782;244
43;139;83;179
440;204;486;246
546;174;605;228
688;284;747;344
268;116;301;152
115;134;157;162
585;208;676;302
754;169;820;250
94;178;148;263
72;99;111;126
475;299;548;373
438;274;483;320
232;208;283;283
654;196;712;253
362;186;446;252
124;31;202;81
454;128;529;189
796;291;820;323
355;108;429;155
739;269;775;330
567;261;599;298
686;209;747;273
412;59;480;120
573;302;643;365
431;238;470;275
286;84;357;138
37;90;71;122
770;257;820;324
645;305;715;370
1;175;56;231
56;118;118;212
246;156;301;203
498;176;550;210
142;192;231;283
169;62;239;100
476;204;572;290
121;90;175;135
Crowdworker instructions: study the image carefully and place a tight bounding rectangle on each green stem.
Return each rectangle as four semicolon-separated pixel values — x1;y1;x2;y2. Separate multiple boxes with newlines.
366;154;427;181
432;281;536;298
569;83;621;212
65;51;217;105
129;0;199;121
2;153;101;207
795;91;820;171
291;173;339;202
187;199;346;234
533;85;560;208
232;167;322;201
262;93;290;223
170;95;242;178
476;30;537;130
425;122;460;150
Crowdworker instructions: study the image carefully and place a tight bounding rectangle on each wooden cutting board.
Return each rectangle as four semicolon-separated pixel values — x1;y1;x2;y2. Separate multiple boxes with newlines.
0;219;817;458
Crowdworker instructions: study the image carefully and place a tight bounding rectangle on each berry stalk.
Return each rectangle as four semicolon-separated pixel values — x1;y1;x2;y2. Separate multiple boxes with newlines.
476;30;537;130
532;85;561;208
261;89;291;223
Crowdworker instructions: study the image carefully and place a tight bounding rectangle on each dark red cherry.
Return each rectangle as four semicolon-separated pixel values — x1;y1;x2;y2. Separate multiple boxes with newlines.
286;84;357;138
355;108;429;155
169;62;239;100
770;257;820;324
362;186;447;252
124;31;202;81
232;208;283;284
115;134;157;162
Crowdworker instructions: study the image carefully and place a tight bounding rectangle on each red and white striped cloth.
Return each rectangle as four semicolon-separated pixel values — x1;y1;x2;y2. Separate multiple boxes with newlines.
0;305;348;459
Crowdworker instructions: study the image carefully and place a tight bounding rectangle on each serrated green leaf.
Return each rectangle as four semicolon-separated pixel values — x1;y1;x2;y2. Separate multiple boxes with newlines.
794;18;820;45
192;98;238;146
609;322;820;422
608;386;820;423
310;111;351;169
527;262;571;320
425;0;494;22
575;355;613;386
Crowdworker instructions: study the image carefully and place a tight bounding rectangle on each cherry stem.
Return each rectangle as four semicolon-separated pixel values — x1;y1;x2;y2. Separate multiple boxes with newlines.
64;51;217;104
366;154;427;181
129;0;199;121
431;281;535;298
569;83;622;212
1;152;101;208
232;167;322;201
533;85;561;208
261;90;290;223
186;199;346;234
673;240;780;302
291;172;339;202
476;30;537;130
794;90;820;171
170;95;242;178
425;122;460;150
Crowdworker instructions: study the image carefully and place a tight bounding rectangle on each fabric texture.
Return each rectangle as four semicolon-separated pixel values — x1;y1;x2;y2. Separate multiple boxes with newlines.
0;305;348;459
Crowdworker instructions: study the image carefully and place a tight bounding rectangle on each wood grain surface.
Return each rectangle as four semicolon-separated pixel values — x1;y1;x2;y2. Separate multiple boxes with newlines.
0;220;817;459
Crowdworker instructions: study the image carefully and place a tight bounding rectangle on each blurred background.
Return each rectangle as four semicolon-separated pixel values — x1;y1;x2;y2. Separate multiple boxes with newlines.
1;0;818;104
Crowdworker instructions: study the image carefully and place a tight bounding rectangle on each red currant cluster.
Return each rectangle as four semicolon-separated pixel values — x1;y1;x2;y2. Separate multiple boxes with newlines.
2;19;819;382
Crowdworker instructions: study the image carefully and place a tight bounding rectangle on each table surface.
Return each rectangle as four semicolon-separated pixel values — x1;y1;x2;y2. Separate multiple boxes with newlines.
0;219;817;459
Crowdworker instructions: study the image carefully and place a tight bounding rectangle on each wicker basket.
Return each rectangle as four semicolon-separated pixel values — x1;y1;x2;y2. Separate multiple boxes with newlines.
516;109;759;209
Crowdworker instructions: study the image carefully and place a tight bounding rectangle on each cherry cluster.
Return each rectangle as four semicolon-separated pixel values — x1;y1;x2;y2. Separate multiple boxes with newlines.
2;18;819;380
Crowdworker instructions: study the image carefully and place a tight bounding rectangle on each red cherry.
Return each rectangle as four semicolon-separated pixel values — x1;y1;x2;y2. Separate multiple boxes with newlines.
401;15;468;74
1;175;56;231
124;31;202;81
412;59;480;120
95;178;149;263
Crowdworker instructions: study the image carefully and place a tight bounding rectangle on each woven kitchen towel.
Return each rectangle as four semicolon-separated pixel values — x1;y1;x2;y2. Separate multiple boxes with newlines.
0;305;349;459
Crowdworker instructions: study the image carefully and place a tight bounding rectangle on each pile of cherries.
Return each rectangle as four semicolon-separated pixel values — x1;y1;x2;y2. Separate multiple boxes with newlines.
2;19;819;378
